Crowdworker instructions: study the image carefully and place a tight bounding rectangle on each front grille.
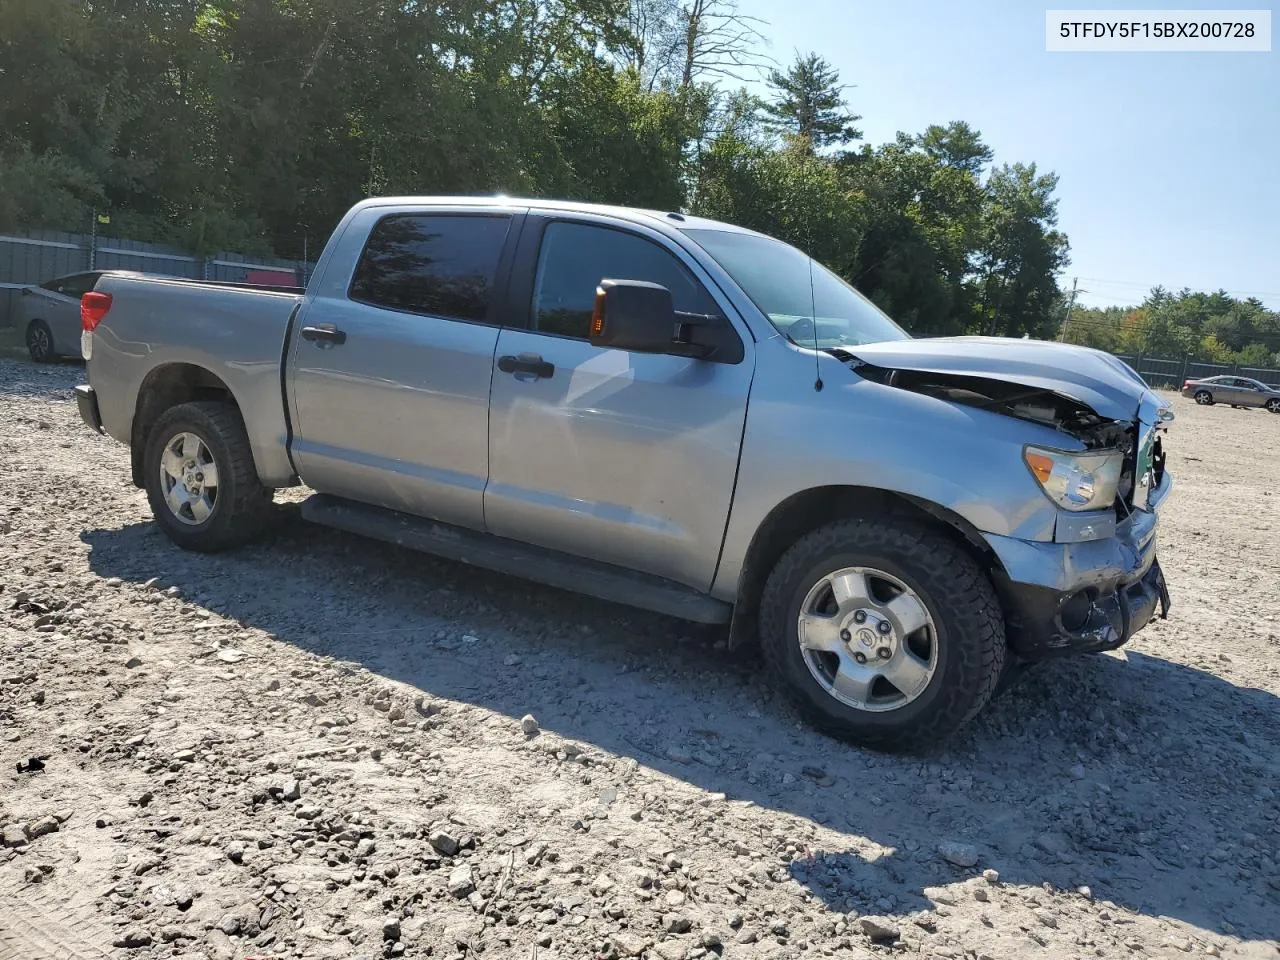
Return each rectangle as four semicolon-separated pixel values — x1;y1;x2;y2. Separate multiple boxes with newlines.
1151;433;1166;489
1115;424;1139;518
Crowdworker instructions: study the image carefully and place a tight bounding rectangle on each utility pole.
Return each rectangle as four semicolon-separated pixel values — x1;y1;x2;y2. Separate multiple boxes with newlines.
1059;276;1079;342
88;208;110;270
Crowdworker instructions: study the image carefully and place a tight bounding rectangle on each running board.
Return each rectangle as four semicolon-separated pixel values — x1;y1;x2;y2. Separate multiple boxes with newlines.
298;494;732;625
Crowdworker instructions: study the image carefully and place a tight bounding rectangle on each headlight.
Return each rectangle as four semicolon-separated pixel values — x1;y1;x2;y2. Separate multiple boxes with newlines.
1023;447;1123;512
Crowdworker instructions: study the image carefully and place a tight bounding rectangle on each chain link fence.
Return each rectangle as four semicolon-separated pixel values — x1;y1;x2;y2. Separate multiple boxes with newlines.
1114;353;1280;389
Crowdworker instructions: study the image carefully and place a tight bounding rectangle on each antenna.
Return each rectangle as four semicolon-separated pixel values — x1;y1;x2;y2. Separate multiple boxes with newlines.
807;233;823;392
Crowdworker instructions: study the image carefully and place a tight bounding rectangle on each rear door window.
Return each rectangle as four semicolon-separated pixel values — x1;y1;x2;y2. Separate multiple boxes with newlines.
349;214;512;324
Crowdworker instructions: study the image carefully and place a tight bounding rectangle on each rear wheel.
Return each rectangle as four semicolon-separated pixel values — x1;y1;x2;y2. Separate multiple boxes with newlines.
1194;390;1213;405
25;320;55;363
143;401;273;552
759;517;1005;752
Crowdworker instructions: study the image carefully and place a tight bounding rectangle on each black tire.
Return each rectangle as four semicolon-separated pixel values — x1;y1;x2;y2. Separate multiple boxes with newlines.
1194;390;1213;405
25;320;56;363
759;517;1005;752
1267;399;1280;414
143;401;273;552
993;657;1030;698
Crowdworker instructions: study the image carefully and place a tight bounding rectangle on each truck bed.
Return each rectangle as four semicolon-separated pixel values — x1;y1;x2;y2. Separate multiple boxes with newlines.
87;273;304;487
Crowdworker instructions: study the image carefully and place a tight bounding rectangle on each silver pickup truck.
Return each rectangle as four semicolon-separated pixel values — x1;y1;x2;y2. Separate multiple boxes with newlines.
74;197;1173;750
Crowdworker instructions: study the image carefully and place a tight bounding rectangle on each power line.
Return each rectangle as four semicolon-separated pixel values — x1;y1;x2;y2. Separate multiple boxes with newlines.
1072;276;1280;300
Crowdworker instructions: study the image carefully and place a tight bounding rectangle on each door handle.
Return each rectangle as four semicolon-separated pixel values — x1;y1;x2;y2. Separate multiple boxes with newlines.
498;353;555;380
301;324;347;345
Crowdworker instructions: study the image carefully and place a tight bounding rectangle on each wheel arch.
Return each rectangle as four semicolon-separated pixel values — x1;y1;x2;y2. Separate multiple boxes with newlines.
726;485;1008;650
129;363;238;488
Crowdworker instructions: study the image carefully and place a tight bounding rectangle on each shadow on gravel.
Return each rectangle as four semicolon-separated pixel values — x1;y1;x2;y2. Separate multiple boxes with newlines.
82;513;1280;943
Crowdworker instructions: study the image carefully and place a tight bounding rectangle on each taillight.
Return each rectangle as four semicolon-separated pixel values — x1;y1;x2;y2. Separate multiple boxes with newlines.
1182;379;1192;388
81;291;112;331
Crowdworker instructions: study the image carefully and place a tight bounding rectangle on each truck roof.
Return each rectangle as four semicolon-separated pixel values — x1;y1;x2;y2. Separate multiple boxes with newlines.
347;196;765;238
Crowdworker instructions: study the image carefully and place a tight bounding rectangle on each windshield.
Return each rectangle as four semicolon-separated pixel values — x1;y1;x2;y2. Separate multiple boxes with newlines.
685;228;910;348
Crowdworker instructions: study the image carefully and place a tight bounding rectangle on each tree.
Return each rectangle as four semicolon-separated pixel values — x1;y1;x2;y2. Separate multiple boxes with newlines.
617;0;770;92
695;132;864;271
1064;288;1280;363
0;0;1139;357
764;52;861;151
973;163;1069;338
916;121;993;174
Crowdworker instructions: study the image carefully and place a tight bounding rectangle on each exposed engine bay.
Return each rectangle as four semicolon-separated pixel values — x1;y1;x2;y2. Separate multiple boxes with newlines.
843;357;1136;449
838;354;1176;516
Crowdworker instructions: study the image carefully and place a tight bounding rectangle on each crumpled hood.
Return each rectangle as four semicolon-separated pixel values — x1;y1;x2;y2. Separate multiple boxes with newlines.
848;336;1149;422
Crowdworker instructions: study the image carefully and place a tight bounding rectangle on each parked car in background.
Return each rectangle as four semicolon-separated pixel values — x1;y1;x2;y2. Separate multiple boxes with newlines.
19;271;105;362
1181;375;1280;412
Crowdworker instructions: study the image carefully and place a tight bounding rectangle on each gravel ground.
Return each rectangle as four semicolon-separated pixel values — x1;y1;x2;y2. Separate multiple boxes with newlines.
1;356;1277;960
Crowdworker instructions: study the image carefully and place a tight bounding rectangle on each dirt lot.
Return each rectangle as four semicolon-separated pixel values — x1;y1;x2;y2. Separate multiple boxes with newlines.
1;356;1277;960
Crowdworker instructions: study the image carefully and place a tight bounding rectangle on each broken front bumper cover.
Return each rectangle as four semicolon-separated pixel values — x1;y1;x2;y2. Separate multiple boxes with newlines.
984;471;1172;658
997;558;1170;658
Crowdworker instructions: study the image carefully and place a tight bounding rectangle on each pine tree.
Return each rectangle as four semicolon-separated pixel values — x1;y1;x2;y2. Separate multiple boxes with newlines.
764;52;861;150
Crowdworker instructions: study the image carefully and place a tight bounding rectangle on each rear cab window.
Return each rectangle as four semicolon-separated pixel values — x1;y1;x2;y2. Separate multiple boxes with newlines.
40;273;99;298
63;274;100;298
348;214;512;324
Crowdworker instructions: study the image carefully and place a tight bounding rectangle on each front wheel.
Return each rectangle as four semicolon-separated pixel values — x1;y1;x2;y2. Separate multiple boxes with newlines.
759;517;1005;752
143;401;273;552
1194;390;1213;405
1267;399;1280;414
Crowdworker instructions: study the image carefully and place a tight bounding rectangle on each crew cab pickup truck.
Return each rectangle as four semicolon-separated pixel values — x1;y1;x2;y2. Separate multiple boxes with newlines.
74;197;1173;750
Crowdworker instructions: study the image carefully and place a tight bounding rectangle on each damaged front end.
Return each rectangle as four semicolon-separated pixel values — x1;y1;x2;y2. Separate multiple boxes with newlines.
847;359;1169;537
850;361;1134;443
844;346;1174;659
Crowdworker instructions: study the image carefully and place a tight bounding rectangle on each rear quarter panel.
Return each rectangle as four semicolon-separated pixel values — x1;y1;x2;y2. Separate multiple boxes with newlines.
88;276;301;485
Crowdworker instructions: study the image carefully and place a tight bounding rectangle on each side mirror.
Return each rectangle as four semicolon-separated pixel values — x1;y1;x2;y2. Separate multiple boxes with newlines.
589;279;677;354
589;279;712;358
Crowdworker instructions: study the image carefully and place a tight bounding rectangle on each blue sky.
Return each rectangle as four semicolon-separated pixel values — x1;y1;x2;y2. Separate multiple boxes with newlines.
734;0;1279;309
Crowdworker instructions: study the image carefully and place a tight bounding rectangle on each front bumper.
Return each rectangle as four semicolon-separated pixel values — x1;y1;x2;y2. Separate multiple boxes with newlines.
75;384;104;434
985;470;1173;659
997;558;1170;658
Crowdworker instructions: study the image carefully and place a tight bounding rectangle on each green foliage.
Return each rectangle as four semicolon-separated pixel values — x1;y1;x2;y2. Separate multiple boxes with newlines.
1063;290;1280;366
1;0;1082;340
971;162;1069;339
763;52;861;150
915;121;993;174
0;144;102;227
